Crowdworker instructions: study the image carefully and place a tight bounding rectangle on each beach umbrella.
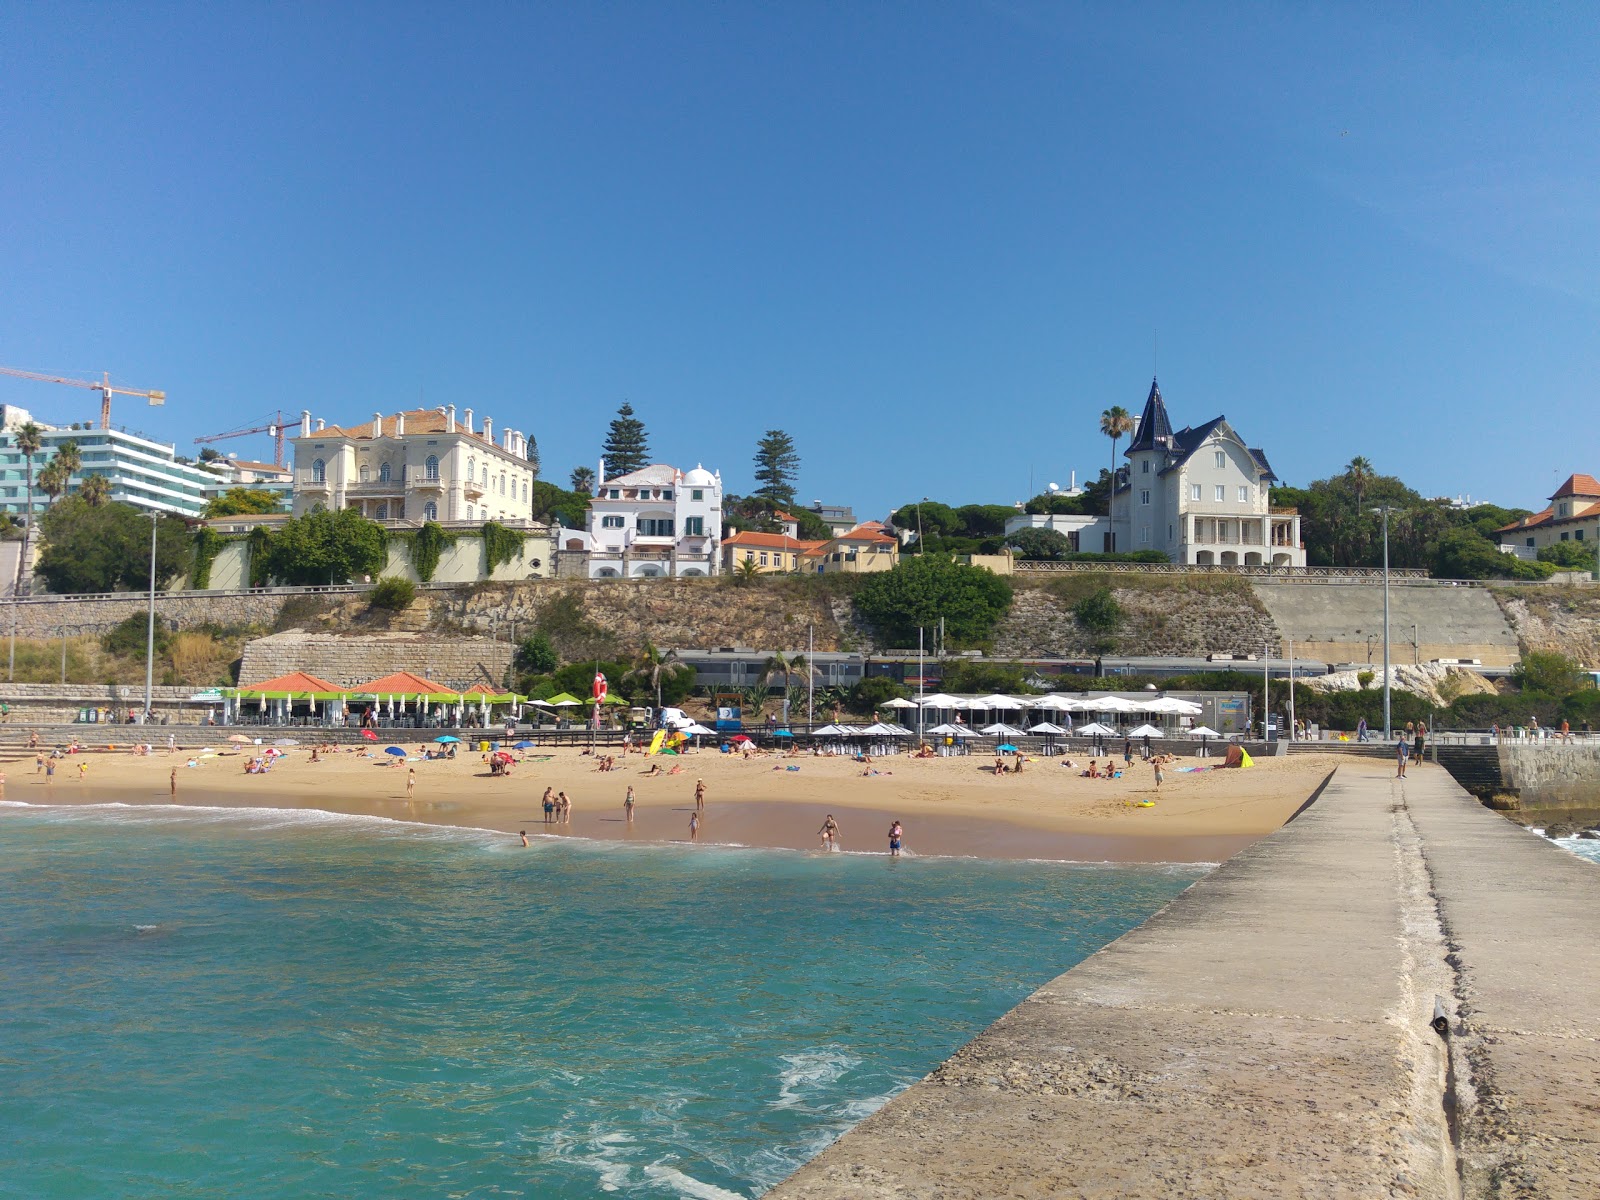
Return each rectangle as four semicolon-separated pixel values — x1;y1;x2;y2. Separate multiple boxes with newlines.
996;743;1018;752
1187;726;1222;738
811;724;847;736
227;733;251;743
729;734;752;743
361;729;378;742
1147;697;1204;715
1089;696;1139;713
916;693;963;708
1027;721;1067;735
772;729;794;737
925;723;973;737
862;722;910;737
435;735;461;743
979;722;1025;736
1075;722;1117;737
513;740;536;749
384;746;407;757
974;694;1024;711
681;723;715;736
878;697;918;710
529;698;554;708
1127;724;1165;739
1037;695;1086;713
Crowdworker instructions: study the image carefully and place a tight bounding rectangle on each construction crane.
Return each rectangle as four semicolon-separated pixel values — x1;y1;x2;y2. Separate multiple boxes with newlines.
194;411;290;468
0;365;166;430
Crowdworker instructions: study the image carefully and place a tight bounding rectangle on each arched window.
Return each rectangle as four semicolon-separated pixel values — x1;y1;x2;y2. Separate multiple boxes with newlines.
359;465;370;482
481;466;488;487
424;454;439;481
466;457;475;483
423;501;438;521
500;473;506;495
522;481;528;502
379;462;391;483
375;502;389;520
311;459;326;483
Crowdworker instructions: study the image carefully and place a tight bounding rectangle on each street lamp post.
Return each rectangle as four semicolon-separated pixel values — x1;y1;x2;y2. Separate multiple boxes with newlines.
144;512;159;724
1374;505;1392;740
1366;634;1377;666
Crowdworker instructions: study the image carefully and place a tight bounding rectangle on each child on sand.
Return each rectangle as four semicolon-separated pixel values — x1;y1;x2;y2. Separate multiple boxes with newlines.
688;812;700;841
624;786;635;822
1153;760;1164;788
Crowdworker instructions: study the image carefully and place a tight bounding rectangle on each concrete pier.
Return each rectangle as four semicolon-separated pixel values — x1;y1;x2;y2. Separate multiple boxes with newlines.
768;763;1599;1198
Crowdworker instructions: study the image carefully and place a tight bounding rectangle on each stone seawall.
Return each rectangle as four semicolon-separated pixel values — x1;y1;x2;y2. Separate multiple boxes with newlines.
237;631;511;690
1497;742;1600;811
769;763;1600;1199
5;592;289;638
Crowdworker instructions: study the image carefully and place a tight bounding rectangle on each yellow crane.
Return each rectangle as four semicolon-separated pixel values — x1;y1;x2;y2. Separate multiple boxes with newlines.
0;365;166;430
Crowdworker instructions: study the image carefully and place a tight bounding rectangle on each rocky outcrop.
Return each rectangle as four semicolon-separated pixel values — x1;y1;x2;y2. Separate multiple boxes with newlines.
992;579;1278;659
1492;585;1600;663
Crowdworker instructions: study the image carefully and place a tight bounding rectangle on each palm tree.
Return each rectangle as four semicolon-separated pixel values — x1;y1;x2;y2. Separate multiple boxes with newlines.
53;439;82;481
733;556;762;584
36;459;69;507
1345;456;1373;511
1099;405;1135;552
78;473;111;506
570;465;596;494
632;641;681;708
12;422;42;597
763;651;808;724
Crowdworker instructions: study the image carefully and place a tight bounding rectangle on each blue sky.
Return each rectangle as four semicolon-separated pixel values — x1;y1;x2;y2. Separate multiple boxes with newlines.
1;3;1594;518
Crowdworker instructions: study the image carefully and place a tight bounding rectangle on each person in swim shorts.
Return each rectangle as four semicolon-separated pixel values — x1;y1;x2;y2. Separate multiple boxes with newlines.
888;820;903;857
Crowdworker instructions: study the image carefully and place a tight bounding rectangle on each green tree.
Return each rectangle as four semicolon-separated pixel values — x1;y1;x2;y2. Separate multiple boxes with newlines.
846;676;908;713
36;458;70;506
52;439;82;486
1537;540;1598;570
1099;406;1135;550
35;498;190;594
204;487;283;518
11;421;42;595
892;500;961;545
1345;456;1373;511
955;504;1016;538
531;480;590;529
524;433;540;477
1512;651;1585;698
514;632;559;675
854;555;1014;648
601;402;650;476
569;465;596;494
1073;586;1122;633
77;473;112;506
627;642;686;707
752;429;800;507
1006;527;1073;561
261;507;388;585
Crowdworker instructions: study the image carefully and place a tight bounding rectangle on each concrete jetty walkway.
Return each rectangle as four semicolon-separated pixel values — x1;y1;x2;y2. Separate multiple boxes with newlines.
768;763;1599;1199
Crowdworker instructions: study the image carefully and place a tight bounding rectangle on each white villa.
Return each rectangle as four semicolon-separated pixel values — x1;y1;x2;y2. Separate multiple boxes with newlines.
289;407;537;525
1110;380;1304;567
569;461;723;577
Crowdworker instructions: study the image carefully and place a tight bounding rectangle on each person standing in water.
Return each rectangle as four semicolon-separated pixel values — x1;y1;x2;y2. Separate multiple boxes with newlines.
818;813;840;851
542;787;556;824
624;785;636;822
688;811;700;842
888;820;903;857
520;830;529;847
406;767;415;799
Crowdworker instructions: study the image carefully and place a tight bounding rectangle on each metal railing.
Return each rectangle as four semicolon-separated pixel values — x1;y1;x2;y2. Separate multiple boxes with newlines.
1013;561;1431;581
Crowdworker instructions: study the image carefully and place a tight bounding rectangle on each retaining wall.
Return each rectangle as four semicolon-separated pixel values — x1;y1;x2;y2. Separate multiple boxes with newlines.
1497;742;1600;811
237;631;511;690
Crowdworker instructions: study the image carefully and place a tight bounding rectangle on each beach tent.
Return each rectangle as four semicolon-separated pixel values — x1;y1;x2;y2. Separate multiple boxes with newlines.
546;693;583;707
862;722;911;737
1224;744;1254;768
1086;696;1139;713
925;723;975;737
1127;724;1165;739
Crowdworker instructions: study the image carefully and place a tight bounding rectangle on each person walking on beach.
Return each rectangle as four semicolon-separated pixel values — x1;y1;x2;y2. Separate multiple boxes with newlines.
888;820;903;857
406;767;415;799
77;761;87;782
624;785;636;823
694;779;706;810
1413;722;1427;764
818;813;840;851
558;791;572;823
170;768;177;798
167;733;176;755
688;811;700;842
1396;733;1409;778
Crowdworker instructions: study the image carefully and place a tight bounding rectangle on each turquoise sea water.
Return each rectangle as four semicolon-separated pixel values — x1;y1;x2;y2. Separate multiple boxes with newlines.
0;803;1200;1199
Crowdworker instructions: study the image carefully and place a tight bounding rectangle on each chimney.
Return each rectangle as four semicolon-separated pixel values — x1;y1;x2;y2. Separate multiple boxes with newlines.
395;412;405;436
503;428;513;452
446;405;456;434
315;418;325;431
598;457;606;488
482;416;493;445
300;410;311;437
372;412;383;438
463;408;474;435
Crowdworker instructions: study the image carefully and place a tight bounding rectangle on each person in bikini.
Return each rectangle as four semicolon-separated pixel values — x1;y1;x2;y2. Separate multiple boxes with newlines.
818;813;841;851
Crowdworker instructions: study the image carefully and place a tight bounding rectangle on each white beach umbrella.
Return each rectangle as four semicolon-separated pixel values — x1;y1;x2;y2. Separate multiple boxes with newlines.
863;722;911;737
1147;696;1204;715
681;722;716;736
926;723;974;737
1075;722;1117;737
811;724;847;736
1187;725;1222;738
979;722;1025;736
1087;695;1138;713
1027;721;1067;735
974;693;1024;710
878;697;919;710
1127;724;1165;738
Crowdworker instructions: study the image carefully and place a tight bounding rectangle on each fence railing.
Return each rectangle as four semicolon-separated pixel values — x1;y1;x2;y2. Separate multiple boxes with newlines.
1013;561;1431;581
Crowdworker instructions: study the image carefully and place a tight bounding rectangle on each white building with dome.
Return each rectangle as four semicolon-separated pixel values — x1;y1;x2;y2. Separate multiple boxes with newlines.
572;460;724;577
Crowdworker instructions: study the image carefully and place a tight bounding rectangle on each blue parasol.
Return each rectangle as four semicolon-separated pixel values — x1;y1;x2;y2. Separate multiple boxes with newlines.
434;735;461;744
772;729;793;737
996;743;1018;752
514;740;536;749
384;746;407;757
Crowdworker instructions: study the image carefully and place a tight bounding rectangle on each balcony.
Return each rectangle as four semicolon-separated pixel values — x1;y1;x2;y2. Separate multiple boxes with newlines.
346;480;405;496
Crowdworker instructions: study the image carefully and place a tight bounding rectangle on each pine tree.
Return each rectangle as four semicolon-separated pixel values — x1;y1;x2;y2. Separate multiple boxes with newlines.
601;403;650;476
753;429;800;507
525;434;541;478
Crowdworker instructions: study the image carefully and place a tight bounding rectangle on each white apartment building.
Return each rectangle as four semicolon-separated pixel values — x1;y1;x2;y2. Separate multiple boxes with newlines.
289;407;537;525
573;461;723;577
201;457;293;511
1110;380;1304;567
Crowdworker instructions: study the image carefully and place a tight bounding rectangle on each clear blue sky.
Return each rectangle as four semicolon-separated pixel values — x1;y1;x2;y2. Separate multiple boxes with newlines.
2;3;1595;518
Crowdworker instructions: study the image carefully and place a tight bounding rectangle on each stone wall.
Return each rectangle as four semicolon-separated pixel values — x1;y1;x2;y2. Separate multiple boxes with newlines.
1252;580;1521;667
5;592;290;639
238;631;512;690
0;682;214;725
1497;742;1600;811
992;578;1278;659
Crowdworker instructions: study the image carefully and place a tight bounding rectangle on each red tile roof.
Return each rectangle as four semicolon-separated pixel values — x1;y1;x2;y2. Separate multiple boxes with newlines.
1498;500;1600;533
724;530;825;553
1552;473;1600;500
239;669;340;692
353;670;456;695
299;409;507;450
832;523;897;545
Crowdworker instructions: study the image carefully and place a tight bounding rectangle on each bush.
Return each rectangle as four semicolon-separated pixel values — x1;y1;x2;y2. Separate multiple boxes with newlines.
1538;540;1599;570
368;576;416;611
514;632;559;675
939;659;1035;695
1006;528;1073;561
101;613;171;661
1073;587;1122;634
854;555;1014;648
847;676;909;712
1356;670;1375;690
1512;651;1585;698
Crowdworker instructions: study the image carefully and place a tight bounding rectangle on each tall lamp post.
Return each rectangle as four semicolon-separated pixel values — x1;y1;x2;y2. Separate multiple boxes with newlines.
144;511;159;723
1373;505;1392;739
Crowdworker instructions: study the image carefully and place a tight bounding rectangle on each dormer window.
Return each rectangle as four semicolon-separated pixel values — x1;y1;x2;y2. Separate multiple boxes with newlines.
1215;450;1226;469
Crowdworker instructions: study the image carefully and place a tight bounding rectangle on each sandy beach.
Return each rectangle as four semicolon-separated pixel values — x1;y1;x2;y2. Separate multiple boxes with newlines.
2;741;1340;862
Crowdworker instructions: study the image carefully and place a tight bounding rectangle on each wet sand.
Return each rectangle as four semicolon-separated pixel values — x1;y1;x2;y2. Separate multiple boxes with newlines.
2;742;1340;862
